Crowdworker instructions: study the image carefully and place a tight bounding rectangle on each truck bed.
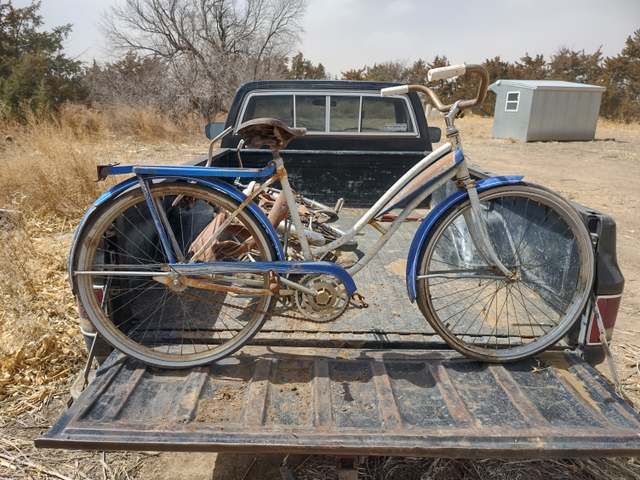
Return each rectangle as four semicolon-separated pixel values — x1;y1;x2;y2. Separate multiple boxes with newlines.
38;210;640;458
247;209;438;349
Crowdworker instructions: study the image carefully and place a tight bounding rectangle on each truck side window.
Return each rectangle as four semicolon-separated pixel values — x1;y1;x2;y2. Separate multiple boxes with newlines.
242;95;293;126
296;96;326;132
361;97;414;133
330;96;360;132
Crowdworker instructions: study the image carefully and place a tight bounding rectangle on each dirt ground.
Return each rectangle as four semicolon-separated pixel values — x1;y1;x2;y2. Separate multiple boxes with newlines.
2;116;640;479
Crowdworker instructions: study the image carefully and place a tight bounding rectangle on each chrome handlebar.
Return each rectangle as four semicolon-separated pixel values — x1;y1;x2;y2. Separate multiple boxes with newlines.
381;63;490;113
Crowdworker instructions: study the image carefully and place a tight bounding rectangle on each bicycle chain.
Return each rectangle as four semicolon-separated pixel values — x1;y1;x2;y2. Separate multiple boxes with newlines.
174;282;367;324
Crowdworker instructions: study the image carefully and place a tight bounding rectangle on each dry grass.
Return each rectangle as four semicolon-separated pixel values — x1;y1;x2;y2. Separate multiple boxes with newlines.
0;103;205;420
0;103;203;220
1;426;151;480
611;339;640;410
434;113;640;144
0;220;84;417
294;455;640;479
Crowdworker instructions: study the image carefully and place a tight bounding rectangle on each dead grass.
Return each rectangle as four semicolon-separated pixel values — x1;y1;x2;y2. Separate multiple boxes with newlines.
295;455;640;479
611;339;640;410
0;220;85;417
428;112;493;142
432;114;639;145
0;102;203;220
1;425;151;480
0;103;205;420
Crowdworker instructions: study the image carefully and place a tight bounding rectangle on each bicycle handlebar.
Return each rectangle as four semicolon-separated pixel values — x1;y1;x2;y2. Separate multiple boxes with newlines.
380;63;490;113
427;63;467;82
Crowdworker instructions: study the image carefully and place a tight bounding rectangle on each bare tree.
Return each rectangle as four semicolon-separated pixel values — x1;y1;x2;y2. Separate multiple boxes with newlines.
100;0;308;114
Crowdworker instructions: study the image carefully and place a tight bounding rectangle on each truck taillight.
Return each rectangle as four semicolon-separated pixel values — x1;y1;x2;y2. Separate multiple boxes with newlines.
77;287;104;319
77;286;105;336
587;295;622;345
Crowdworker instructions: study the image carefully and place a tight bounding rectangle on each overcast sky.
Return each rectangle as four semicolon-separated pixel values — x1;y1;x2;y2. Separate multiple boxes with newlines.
13;0;640;78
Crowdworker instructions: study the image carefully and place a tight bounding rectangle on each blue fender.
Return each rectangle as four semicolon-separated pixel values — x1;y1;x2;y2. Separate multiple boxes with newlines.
68;176;285;292
406;175;524;302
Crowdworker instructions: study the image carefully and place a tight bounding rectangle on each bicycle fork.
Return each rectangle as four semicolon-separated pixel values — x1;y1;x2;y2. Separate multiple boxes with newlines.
455;163;515;280
444;101;514;281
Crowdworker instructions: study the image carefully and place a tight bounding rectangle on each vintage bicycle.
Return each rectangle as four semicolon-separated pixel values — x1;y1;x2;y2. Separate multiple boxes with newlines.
70;64;594;368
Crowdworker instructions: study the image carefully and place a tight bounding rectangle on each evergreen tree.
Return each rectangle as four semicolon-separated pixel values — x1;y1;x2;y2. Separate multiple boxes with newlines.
426;56;456;107
509;53;548;80
284;52;328;80
362;60;407;83
549;47;603;83
341;68;365;81
477;56;512;116
599;29;640;122
0;1;87;119
404;59;429;86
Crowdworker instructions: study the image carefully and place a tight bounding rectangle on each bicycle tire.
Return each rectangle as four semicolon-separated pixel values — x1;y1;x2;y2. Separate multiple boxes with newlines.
416;183;594;362
74;182;277;368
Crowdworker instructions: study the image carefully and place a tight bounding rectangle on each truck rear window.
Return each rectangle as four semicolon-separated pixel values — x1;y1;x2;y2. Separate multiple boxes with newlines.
329;96;360;132
362;97;413;133
296;95;326;132
242;95;293;126
240;92;416;136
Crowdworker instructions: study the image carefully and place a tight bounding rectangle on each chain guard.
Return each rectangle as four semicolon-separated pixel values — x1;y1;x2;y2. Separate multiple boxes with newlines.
169;272;364;324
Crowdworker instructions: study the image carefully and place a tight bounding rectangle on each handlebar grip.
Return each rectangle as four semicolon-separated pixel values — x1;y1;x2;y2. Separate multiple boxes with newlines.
428;63;467;82
380;85;409;97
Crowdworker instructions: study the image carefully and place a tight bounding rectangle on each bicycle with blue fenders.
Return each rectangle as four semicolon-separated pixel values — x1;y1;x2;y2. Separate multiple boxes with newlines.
70;64;595;368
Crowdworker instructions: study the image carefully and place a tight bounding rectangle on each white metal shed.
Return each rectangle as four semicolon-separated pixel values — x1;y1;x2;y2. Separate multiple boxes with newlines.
488;80;606;141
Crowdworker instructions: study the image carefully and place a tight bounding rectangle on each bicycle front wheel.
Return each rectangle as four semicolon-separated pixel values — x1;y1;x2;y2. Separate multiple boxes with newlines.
74;183;277;368
416;183;594;362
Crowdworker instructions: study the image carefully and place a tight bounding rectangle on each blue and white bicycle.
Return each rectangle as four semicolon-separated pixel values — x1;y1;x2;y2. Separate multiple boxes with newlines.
70;64;594;368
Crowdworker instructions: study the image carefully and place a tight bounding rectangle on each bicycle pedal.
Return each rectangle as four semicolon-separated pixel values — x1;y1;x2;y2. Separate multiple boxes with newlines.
349;293;368;309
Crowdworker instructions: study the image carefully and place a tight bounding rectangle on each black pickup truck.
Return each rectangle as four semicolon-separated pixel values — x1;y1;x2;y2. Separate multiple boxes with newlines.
38;80;636;465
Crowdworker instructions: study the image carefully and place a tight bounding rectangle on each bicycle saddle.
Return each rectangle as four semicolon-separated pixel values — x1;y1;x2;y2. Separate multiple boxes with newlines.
236;117;306;151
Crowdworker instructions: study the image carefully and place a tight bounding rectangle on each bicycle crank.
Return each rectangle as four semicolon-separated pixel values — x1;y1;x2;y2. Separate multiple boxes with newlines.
294;274;349;322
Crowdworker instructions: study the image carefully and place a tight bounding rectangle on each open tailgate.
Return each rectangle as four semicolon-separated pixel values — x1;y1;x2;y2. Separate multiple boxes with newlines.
37;348;640;458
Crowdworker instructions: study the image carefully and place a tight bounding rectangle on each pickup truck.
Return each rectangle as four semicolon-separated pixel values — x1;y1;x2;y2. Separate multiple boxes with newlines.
38;80;637;467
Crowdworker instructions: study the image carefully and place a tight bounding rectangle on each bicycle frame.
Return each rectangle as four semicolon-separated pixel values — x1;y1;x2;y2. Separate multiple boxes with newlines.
77;66;517;300
166;147;464;273
79;123;516;301
259;104;516;280
291;143;463;273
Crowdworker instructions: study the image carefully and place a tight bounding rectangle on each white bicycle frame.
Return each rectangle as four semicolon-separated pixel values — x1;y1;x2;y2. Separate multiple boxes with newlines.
190;64;514;285
274;132;513;279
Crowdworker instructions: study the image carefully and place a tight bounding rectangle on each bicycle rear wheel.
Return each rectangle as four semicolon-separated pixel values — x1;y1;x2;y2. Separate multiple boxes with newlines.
74;182;277;368
416;183;594;362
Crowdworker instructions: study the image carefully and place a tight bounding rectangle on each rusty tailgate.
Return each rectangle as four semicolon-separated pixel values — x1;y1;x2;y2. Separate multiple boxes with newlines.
37;348;640;458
